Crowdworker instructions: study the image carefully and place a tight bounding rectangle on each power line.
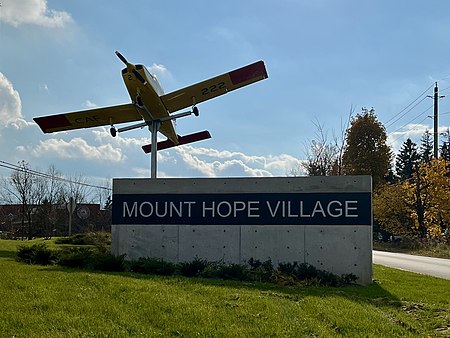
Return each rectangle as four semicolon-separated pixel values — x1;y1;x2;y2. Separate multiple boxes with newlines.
384;83;435;126
0;160;111;191
385;96;429;130
387;105;433;147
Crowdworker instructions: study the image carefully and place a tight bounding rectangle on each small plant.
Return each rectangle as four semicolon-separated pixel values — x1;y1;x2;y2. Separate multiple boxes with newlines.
16;243;57;265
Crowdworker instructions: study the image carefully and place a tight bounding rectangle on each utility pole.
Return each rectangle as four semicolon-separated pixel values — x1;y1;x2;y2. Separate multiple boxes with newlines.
431;82;445;159
433;83;439;159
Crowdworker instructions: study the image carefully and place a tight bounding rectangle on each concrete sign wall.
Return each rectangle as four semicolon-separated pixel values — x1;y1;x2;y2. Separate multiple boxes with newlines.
112;176;372;284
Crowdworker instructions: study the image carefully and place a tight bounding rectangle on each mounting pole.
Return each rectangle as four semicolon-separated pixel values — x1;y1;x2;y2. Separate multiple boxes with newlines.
150;120;161;178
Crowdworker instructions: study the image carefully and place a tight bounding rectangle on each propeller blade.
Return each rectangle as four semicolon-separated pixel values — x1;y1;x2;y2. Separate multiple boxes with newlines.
115;51;128;65
132;69;147;85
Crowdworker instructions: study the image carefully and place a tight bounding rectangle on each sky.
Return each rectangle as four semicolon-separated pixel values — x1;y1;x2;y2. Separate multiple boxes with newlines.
1;0;450;190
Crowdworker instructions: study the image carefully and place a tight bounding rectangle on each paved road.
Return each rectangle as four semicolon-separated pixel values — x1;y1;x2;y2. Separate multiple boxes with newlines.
373;250;450;280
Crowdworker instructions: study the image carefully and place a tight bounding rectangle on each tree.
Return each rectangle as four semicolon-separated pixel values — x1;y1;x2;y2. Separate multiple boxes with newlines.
420;130;433;163
1;161;44;239
374;159;450;238
373;183;415;236
440;128;450;163
63;174;93;204
395;138;420;181
302;127;339;176
342;108;392;188
299;108;353;177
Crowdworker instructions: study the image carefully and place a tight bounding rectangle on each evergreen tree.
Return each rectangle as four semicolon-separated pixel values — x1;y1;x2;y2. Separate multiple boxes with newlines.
440;128;450;162
419;130;433;163
441;143;450;162
395;138;420;181
342;108;392;188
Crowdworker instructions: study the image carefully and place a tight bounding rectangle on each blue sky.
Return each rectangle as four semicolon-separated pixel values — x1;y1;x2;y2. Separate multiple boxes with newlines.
1;0;450;188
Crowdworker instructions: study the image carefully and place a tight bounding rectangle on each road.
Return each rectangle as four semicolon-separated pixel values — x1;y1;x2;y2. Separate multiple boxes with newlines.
373;250;450;280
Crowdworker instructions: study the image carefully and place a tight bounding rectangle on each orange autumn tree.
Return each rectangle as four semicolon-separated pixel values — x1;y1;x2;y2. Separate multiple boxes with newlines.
374;159;450;238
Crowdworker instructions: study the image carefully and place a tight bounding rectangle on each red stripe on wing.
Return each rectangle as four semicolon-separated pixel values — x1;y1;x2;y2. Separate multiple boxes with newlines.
229;61;268;85
34;115;72;133
142;130;211;153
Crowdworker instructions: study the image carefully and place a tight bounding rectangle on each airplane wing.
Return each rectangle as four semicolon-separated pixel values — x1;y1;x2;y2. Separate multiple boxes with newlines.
34;103;143;133
160;60;268;113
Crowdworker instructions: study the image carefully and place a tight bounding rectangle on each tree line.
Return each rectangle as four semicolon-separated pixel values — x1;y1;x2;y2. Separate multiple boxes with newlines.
0;161;111;239
298;107;450;241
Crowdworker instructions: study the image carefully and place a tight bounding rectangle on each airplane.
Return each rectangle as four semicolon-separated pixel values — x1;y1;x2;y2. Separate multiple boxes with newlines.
34;51;268;155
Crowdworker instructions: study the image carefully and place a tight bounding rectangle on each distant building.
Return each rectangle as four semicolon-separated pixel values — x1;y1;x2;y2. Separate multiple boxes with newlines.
0;203;111;238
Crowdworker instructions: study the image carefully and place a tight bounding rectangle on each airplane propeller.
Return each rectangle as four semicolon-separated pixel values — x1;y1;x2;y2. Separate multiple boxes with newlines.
115;51;128;65
115;51;147;85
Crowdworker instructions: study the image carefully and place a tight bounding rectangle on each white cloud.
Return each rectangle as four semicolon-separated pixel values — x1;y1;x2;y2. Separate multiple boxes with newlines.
0;72;28;129
387;123;431;152
30;137;126;162
92;128;151;148
39;83;49;92
0;0;72;28
167;145;303;177
148;64;169;77
84;100;98;108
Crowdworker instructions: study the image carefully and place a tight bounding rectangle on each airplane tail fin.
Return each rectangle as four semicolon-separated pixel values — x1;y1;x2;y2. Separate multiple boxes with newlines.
142;130;211;153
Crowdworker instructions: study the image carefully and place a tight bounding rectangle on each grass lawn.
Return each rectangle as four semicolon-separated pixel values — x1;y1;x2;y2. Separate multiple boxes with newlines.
1;239;449;337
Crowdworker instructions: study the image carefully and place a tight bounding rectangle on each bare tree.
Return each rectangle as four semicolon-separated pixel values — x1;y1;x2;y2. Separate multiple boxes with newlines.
300;106;353;176
63;173;94;204
95;178;112;210
2;161;44;239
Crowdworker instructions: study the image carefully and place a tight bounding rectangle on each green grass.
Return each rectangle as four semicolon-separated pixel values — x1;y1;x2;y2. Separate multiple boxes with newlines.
1;239;449;337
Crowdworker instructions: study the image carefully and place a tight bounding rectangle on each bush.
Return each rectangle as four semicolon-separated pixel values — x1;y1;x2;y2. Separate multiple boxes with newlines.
57;246;125;272
277;261;358;286
248;258;274;282
177;257;208;277
55;232;111;248
91;253;125;272
16;243;57;265
199;262;250;281
128;257;176;275
57;246;96;268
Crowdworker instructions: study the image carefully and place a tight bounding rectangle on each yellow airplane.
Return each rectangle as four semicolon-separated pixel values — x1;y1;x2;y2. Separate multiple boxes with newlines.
34;51;268;154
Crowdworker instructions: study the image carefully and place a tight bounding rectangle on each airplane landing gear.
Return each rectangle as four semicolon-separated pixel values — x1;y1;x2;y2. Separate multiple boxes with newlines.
110;126;117;137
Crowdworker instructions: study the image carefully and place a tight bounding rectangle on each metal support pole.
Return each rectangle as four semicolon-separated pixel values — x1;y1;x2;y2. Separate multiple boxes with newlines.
150;120;161;178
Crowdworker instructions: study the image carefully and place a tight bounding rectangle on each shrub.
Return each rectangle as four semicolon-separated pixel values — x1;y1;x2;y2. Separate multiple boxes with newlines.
248;258;274;282
16;243;57;265
217;263;249;281
57;246;96;268
55;232;111;248
57;246;125;272
277;261;358;286
91;253;125;272
199;262;250;281
128;257;176;275
177;257;208;277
